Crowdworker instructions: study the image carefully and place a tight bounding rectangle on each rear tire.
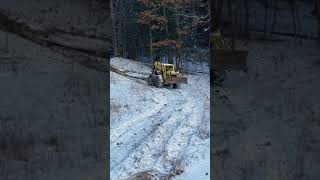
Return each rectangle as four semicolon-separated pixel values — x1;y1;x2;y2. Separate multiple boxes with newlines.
155;75;163;88
172;84;177;89
172;84;180;89
148;74;153;86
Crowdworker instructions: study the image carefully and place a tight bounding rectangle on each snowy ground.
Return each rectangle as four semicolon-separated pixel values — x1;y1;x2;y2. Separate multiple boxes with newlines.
110;57;210;180
213;37;320;179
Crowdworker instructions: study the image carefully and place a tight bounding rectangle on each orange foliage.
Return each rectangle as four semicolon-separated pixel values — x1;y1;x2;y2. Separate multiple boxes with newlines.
152;39;182;49
137;11;167;29
137;0;155;7
138;0;192;8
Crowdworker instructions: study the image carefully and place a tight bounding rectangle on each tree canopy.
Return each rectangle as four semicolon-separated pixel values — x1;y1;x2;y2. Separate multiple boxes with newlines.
112;0;209;67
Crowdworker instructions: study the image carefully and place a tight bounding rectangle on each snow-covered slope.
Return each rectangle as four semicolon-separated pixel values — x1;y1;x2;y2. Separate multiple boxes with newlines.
0;0;111;179
213;37;320;180
110;57;210;179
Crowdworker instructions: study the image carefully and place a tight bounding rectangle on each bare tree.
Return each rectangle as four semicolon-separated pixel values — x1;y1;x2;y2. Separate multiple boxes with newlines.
316;0;320;40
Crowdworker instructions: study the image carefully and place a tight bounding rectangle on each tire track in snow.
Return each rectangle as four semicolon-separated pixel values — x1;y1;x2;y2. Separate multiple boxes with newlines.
112;87;207;179
161;91;203;171
110;87;167;137
113;101;192;178
159;82;209;179
111;58;210;179
110;89;186;171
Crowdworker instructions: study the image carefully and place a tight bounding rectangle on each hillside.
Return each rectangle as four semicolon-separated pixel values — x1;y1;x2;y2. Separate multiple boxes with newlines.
110;57;210;180
213;36;320;180
0;0;111;179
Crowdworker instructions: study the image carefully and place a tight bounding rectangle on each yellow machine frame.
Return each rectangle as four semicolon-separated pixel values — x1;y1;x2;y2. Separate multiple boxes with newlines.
153;61;180;82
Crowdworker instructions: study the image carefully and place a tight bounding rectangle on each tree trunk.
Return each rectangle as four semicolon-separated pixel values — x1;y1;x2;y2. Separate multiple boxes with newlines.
211;0;215;29
290;0;297;39
4;31;9;53
264;0;269;34
122;15;127;58
244;0;249;37
317;0;320;41
227;0;235;49
111;0;118;56
213;0;224;31
149;25;153;59
163;6;172;64
271;0;278;33
193;3;197;68
174;6;181;67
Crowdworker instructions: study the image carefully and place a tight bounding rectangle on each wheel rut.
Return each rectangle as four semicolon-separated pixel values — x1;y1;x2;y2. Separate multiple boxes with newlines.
111;88;187;171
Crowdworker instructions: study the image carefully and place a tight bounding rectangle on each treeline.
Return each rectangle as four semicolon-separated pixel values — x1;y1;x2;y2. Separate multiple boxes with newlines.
211;0;320;42
111;0;209;68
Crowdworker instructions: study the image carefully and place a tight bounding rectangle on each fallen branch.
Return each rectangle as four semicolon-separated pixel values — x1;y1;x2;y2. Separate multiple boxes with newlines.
110;65;147;81
0;9;112;72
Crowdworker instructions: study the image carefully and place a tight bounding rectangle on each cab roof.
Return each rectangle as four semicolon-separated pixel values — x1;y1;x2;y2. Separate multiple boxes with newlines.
161;63;174;66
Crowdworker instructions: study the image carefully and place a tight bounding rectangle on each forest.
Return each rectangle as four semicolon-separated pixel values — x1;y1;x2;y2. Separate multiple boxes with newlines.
111;0;209;70
211;1;320;180
211;0;320;41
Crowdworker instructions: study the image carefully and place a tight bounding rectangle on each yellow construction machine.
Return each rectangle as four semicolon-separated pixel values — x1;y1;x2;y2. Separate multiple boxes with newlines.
210;30;248;71
148;61;187;88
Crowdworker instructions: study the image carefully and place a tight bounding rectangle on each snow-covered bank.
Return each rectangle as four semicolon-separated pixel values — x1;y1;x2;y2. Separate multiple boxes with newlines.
110;57;210;179
0;0;111;178
213;37;320;180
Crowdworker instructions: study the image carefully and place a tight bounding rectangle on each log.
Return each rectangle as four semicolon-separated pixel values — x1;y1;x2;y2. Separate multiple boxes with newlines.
0;9;112;72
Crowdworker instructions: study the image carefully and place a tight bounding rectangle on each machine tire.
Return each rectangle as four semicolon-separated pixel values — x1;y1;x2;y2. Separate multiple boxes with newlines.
148;74;154;86
172;84;180;89
155;75;163;88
